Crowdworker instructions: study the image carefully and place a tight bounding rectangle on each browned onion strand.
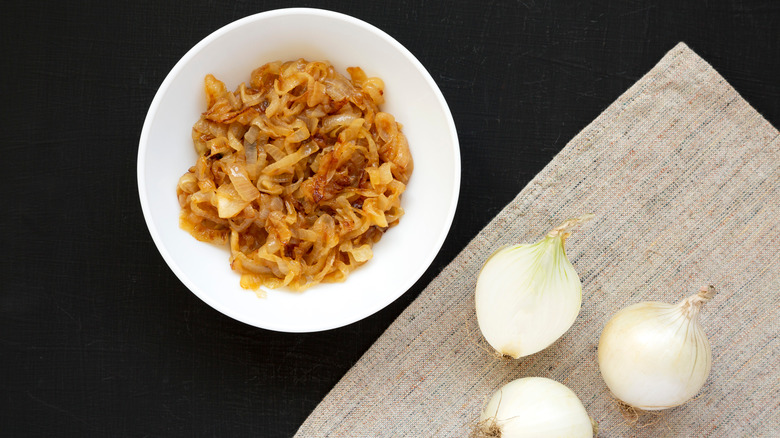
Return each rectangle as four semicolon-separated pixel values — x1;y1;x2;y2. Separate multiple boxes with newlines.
176;59;413;293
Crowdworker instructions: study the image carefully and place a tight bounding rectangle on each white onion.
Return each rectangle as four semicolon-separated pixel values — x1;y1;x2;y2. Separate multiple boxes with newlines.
479;377;595;437
598;286;715;410
475;215;593;358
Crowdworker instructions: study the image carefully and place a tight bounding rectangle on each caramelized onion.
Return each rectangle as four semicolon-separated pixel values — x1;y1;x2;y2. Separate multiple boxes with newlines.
177;59;413;292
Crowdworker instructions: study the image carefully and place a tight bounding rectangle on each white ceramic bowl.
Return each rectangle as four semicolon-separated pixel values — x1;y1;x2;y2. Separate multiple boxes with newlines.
138;8;460;332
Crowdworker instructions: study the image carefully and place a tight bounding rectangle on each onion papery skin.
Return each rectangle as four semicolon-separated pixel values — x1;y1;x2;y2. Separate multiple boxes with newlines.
597;300;712;410
475;235;582;359
480;377;594;438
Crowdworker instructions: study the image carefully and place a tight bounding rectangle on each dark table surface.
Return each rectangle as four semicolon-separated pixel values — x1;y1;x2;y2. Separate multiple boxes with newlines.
3;1;778;436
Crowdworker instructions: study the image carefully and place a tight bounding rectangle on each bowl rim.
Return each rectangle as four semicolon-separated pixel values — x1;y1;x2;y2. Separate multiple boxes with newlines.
137;7;461;332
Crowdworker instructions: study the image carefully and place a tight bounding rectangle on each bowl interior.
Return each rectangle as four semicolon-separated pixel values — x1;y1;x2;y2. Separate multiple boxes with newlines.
138;8;460;332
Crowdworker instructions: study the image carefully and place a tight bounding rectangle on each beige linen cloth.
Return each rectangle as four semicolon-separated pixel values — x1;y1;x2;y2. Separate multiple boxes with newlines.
296;42;780;437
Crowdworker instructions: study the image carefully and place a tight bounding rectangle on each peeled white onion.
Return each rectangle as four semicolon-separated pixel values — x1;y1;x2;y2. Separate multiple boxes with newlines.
597;286;715;410
479;377;595;438
475;215;593;358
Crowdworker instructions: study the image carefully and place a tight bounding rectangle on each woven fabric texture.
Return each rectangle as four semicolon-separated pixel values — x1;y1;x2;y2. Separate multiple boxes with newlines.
296;42;780;437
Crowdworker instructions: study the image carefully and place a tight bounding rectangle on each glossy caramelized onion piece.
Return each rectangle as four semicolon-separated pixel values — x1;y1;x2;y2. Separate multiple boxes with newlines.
176;59;413;293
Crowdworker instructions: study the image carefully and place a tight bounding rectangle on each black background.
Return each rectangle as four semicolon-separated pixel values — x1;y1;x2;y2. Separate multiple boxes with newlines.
2;1;778;436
